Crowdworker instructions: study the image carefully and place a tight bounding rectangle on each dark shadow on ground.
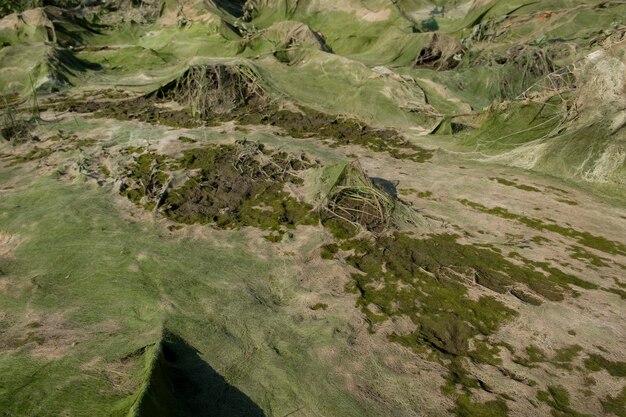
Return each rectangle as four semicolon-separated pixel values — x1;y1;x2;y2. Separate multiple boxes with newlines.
137;331;266;417
371;177;398;198
420;17;439;31
211;0;247;18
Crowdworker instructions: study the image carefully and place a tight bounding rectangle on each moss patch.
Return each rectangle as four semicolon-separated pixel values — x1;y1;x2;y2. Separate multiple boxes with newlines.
11;146;54;164
331;233;520;357
490;177;541;192
602;386;626;417
238;106;434;163
537;386;592;417
460;199;626;256
584;354;626;377
120;152;169;206
553;345;583;370
452;394;509;417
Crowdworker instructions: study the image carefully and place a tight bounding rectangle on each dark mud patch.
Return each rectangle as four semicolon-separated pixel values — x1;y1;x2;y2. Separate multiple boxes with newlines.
52;96;205;129
237;107;434;162
54;93;433;162
119;141;318;232
1;119;37;144
50;62;432;162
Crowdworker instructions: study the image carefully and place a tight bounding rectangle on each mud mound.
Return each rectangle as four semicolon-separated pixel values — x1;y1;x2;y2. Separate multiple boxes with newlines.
471;44;563;99
42;6;101;47
118;141;318;232
51;63;264;126
134;331;265;417
480;39;626;185
0;6;99;47
96;0;164;26
415;33;464;71
0;8;55;44
243;20;332;63
0;42;100;97
0;107;36;144
157;64;266;117
42;46;101;90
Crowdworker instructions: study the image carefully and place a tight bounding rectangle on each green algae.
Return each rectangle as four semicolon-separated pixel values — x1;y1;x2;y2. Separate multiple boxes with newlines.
452;394;509;417
490;177;541;192
602;387;626;417
557;198;578;206
176;145;235;171
12;146;53;163
320;243;339;260
99;164;111;178
329;233;520;357
553;345;583;370
321;217;358;240
569;246;610;268
537;386;592;417
264;231;285;243
460;199;626;256
508;252;598;292
605;287;626;300
584;354;626;377
526;345;548;363
397;187;433;199
511;341;589;373
322;229;618;408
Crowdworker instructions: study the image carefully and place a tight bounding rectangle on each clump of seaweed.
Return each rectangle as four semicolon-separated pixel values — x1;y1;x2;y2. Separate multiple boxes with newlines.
119;152;169;208
0;103;36;145
157;64;267;118
320;161;395;236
